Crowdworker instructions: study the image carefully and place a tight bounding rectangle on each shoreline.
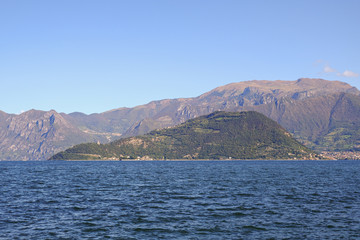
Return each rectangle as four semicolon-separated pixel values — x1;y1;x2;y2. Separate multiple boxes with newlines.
58;158;335;162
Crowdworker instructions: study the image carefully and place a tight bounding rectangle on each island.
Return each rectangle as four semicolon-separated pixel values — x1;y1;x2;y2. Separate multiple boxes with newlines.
49;111;321;160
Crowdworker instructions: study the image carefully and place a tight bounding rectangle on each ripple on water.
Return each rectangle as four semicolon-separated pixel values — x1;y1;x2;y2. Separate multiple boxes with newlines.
0;160;360;239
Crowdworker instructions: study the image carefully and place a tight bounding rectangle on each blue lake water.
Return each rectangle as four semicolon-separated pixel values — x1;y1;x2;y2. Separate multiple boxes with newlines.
1;160;360;239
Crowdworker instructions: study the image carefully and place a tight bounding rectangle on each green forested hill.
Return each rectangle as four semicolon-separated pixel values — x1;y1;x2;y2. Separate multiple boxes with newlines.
50;111;319;160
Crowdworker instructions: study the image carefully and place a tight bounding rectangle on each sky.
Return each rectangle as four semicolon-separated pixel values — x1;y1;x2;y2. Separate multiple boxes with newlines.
0;0;359;114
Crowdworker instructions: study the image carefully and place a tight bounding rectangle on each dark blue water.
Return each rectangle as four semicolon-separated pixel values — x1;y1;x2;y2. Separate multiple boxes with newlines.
1;161;359;239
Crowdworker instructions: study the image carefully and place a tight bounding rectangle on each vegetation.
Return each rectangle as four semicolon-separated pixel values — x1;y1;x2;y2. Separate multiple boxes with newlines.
50;111;320;160
292;93;360;152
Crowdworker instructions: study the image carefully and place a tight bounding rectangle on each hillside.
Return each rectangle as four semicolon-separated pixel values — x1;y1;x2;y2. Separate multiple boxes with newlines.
50;111;319;160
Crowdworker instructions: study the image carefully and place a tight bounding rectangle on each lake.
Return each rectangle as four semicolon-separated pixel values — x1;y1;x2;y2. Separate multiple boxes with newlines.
1;160;359;239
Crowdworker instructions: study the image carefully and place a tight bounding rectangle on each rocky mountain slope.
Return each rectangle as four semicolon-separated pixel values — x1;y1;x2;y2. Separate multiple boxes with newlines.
50;111;319;160
1;78;359;160
119;78;359;137
0;110;119;160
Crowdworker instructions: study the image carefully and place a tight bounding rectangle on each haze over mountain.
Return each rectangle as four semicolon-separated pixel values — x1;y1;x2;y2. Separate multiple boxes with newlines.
1;78;359;160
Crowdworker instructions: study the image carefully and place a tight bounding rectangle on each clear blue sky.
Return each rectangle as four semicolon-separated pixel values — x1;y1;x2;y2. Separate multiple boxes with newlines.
1;0;359;114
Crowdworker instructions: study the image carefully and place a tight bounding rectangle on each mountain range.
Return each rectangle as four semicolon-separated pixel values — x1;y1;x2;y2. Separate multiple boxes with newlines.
1;78;359;160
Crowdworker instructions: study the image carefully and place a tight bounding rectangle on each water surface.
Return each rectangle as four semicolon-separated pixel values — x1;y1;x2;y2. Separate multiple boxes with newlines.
1;160;359;239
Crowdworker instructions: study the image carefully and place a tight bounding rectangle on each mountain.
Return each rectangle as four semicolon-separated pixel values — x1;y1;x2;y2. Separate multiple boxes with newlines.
0;110;118;160
1;78;359;160
50;111;319;160
117;79;360;152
